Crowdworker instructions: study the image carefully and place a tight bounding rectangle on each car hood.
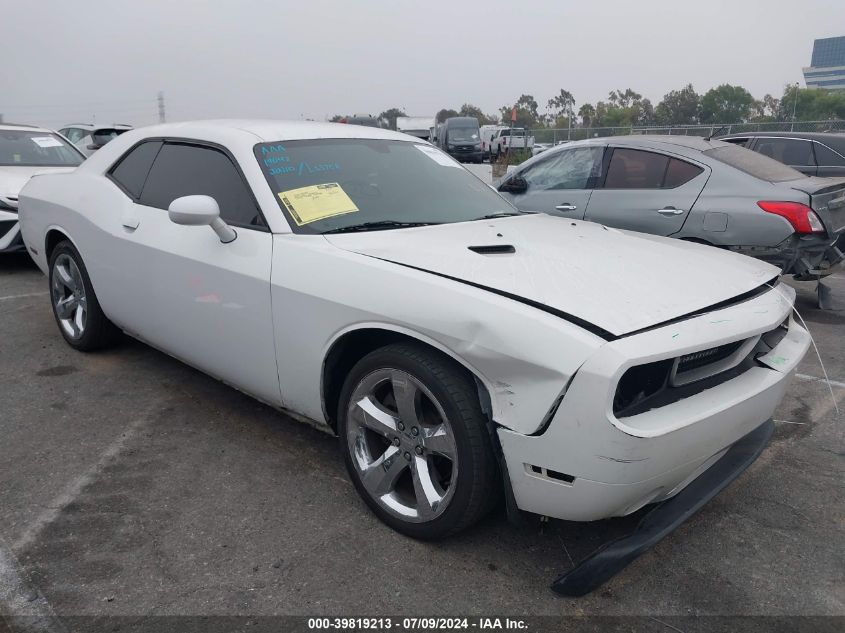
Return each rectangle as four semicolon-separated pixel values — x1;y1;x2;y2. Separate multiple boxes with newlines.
0;166;77;202
324;214;780;337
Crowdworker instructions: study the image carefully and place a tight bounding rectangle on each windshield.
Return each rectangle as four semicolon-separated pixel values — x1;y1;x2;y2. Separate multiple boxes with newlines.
704;145;803;182
0;130;84;167
447;127;479;143
254;139;514;234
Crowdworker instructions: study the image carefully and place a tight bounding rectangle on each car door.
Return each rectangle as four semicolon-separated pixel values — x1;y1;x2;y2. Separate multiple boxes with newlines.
500;146;605;218
750;137;817;176
583;147;707;236
812;142;845;178
104;139;281;405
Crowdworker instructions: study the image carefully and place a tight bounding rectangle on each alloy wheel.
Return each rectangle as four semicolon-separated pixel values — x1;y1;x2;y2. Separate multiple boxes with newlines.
51;253;88;340
346;368;459;523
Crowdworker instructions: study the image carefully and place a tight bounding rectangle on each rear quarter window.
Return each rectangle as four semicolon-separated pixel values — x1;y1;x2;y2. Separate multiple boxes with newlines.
703;145;804;182
108;141;162;199
814;142;845;167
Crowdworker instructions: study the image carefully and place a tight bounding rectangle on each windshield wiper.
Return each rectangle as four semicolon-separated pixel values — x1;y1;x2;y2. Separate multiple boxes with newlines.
472;210;536;221
322;221;441;234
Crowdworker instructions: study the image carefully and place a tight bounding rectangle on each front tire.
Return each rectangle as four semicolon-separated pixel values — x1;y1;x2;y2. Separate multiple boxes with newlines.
338;343;498;539
48;240;120;351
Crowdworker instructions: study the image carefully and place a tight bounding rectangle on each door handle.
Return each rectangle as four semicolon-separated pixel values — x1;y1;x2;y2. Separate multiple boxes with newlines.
555;203;578;211
656;206;685;216
122;216;140;230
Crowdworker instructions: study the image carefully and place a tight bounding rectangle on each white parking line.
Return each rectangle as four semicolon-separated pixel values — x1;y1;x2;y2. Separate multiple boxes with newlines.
12;417;149;554
796;373;845;390
0;292;48;302
1;417;149;628
0;537;66;631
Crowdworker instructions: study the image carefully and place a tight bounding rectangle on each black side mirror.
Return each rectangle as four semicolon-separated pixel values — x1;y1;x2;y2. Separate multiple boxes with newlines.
86;144;102;151
498;175;528;194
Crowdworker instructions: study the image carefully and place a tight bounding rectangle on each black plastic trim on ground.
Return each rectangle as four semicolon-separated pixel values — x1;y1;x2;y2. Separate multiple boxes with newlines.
551;418;775;597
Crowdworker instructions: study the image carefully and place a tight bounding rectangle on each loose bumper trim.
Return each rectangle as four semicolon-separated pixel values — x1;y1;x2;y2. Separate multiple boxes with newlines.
551;418;774;597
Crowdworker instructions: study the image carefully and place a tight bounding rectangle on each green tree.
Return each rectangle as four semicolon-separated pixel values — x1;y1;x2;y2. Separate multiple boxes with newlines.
751;94;780;121
654;84;701;125
435;108;459;123
587;90;653;127
547;89;576;120
778;85;845;121
458;103;497;125
378;107;407;130
699;84;755;124
578;103;595;127
607;88;642;108
499;94;541;128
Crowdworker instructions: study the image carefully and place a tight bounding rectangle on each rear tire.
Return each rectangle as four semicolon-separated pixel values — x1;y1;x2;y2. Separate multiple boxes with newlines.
338;343;498;539
48;240;121;351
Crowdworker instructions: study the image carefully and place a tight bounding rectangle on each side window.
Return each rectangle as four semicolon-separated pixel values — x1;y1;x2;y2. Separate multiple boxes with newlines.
139;142;264;228
108;141;162;199
664;158;704;188
521;147;604;190
813;142;845;167
755;138;815;166
604;148;669;189
63;128;82;144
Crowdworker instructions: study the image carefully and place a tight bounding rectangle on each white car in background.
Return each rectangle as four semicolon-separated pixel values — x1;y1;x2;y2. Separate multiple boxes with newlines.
0;123;84;253
18;120;810;594
58;123;133;156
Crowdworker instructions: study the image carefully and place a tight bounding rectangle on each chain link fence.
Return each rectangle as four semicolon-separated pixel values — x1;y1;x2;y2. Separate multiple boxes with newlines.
530;120;845;144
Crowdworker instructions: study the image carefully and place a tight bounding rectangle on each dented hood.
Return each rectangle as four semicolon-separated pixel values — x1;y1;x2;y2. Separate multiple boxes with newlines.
324;214;779;337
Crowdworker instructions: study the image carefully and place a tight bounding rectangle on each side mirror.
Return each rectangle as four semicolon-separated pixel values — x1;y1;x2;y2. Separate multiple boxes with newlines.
498;175;528;194
86;144;102;151
168;195;237;243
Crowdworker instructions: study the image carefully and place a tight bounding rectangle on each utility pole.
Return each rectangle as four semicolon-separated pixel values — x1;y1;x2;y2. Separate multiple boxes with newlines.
790;82;799;132
158;91;166;124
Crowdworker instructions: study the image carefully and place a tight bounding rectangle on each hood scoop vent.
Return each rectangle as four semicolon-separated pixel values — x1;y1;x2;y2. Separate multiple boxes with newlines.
467;244;516;255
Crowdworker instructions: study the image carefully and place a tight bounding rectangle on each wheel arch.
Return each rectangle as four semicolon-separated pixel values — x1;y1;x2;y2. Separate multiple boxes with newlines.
320;325;495;436
44;226;77;262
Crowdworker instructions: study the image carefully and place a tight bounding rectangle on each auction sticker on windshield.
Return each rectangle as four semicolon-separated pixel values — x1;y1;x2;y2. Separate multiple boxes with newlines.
31;136;64;149
278;183;359;225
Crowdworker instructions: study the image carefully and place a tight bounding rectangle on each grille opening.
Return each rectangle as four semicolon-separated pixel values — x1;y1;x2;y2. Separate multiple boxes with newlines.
676;340;744;374
613;359;673;416
613;320;788;418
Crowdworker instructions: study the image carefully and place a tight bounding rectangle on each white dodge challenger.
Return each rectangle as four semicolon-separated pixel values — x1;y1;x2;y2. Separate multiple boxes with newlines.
18;121;810;594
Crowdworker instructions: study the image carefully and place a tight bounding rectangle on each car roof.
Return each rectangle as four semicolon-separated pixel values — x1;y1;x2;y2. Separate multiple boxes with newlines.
563;134;731;152
62;123;134;130
718;131;845;152
0;122;53;133
121;119;415;143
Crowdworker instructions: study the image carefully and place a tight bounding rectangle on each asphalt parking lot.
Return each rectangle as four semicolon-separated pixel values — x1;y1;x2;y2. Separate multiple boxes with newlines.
1;252;843;619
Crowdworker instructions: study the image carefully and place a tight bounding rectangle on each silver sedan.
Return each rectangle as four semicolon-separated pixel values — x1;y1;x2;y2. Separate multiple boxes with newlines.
497;136;845;291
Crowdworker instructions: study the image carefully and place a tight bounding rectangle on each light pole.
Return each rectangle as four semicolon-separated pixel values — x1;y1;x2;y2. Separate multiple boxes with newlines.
790;82;799;132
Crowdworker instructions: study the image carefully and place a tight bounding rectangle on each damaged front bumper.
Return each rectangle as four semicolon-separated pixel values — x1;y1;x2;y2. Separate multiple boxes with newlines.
551;418;774;596
495;283;810;593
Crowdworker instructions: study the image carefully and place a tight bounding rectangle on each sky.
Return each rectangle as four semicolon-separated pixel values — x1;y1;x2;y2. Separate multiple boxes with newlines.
2;0;844;129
